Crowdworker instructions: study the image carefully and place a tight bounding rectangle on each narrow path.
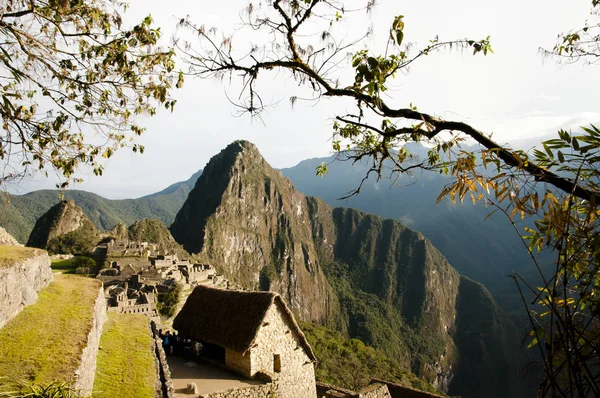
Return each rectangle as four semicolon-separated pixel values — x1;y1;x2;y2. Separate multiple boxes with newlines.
167;356;263;396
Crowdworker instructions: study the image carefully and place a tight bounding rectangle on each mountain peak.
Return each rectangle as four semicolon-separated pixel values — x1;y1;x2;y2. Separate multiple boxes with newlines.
27;199;98;254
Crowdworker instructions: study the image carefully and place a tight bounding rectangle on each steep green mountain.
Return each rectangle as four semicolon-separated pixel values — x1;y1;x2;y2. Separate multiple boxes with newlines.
170;140;530;398
27;199;99;254
300;321;442;394
0;169;202;243
127;219;189;259
281;148;549;314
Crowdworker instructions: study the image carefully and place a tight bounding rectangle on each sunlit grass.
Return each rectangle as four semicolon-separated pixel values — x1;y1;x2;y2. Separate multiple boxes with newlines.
0;246;42;268
51;258;79;274
93;313;155;398
0;274;101;384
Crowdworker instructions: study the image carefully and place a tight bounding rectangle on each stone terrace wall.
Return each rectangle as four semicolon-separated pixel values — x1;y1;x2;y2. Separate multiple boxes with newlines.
73;285;107;395
0;249;53;328
198;383;276;398
358;383;390;398
151;321;176;398
316;382;391;398
370;379;445;398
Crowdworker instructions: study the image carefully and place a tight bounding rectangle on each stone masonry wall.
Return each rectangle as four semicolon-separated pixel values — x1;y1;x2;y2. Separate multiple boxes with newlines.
225;348;251;377
199;383;275;398
73;285;107;395
358;383;390;398
0;249;53;328
250;304;317;398
316;382;391;398
370;379;445;398
151;321;176;398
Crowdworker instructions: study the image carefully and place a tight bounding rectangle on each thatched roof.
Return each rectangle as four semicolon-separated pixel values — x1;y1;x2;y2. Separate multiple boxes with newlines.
173;285;316;361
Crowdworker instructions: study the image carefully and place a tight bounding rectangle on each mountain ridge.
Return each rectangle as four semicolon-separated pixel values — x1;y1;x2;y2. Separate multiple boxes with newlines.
169;140;530;398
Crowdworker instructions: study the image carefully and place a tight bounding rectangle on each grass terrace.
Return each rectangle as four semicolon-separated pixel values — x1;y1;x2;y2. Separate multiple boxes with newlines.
0;274;101;384
50;257;79;273
93;313;156;398
0;246;42;268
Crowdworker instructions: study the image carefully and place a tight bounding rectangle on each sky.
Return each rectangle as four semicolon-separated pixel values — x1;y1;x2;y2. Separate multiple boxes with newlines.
8;0;600;199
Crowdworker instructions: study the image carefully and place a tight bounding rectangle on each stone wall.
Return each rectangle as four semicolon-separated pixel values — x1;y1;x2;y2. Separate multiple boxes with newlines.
151;321;176;398
225;348;251;376
316;382;391;398
0;249;53;328
370;379;445;398
198;383;276;398
358;383;390;398
250;303;317;398
73;285;107;395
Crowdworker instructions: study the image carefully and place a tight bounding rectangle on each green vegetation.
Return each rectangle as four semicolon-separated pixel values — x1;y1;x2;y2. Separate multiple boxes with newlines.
0;274;101;384
0;0;178;187
51;257;96;274
301;321;442;394
0;169;201;244
0;246;40;268
93;313;155;398
157;284;182;318
127;219;189;259
46;220;99;255
0;380;82;398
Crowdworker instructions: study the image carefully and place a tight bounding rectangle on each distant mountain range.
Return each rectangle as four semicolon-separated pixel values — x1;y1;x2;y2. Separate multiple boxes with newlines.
0;143;549;317
0;169;202;244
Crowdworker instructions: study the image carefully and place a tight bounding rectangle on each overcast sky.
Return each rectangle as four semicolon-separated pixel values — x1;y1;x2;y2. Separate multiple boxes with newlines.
9;0;600;199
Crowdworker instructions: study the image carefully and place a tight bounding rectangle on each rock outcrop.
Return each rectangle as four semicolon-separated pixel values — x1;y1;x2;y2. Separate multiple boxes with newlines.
27;200;99;254
0;248;53;328
170;141;529;398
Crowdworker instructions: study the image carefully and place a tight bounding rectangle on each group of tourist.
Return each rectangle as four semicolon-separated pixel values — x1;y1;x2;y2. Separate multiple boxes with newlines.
158;329;201;359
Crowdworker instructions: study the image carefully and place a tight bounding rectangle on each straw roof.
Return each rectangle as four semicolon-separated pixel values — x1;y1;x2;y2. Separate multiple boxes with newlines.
173;285;316;361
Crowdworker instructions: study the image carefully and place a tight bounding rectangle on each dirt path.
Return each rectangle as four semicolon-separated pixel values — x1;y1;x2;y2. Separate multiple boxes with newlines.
167;355;263;396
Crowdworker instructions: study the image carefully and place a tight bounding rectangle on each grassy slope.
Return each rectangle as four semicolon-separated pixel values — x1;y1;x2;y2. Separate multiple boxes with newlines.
301;321;443;395
0;274;100;384
93;313;156;398
0;246;41;268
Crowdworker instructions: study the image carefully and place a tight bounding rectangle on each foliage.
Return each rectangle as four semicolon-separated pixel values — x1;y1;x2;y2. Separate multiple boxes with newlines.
0;380;84;398
127;218;189;259
0;274;101;384
93;313;155;398
541;1;600;65
46;219;99;254
0;0;182;185
300;321;442;394
50;255;94;273
157;283;181;318
0;169;202;243
75;256;95;268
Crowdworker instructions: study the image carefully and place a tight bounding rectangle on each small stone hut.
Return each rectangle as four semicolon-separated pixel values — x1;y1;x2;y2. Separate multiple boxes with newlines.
173;285;317;398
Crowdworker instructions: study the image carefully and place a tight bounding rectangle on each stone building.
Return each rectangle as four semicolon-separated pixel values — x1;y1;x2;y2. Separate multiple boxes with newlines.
173;285;318;398
105;282;158;317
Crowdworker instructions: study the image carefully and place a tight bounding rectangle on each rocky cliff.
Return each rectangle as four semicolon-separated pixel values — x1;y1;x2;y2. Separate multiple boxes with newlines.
27;200;99;254
170;141;529;398
0;247;53;328
171;141;339;324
